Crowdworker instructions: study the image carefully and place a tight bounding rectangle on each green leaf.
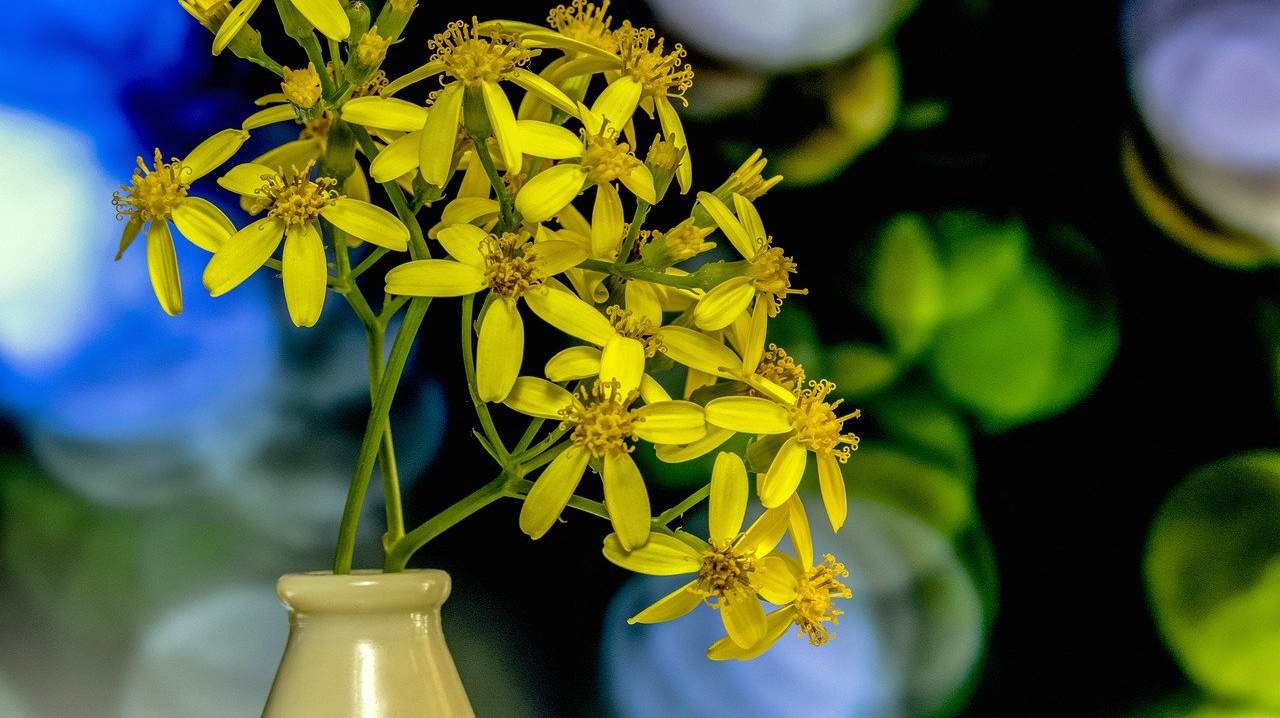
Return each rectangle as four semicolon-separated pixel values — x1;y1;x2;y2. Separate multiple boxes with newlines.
933;211;1029;321
866;384;974;483
845;444;973;536
826;342;899;400
867;214;945;360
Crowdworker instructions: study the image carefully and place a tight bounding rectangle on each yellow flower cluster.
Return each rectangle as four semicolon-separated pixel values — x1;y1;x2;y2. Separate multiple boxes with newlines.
115;0;860;660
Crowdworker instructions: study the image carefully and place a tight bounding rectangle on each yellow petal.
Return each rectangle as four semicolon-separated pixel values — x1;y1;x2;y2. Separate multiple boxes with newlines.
591;75;642;133
343;164;370;204
759;437;808;508
656;326;740;377
625;281;662;326
705;396;792;435
183;129;250;181
203;216;285;296
241;105;296;131
369;131;421;183
289;0;349;40
693;276;756;331
342;96;428;132
320;197;408;251
251;140;319;174
602;452;651;551
619;164;657;204
282;221;327;327
744;374;797;405
509;67;582;116
707;607;794;661
147;221;182;316
709;452;748;544
481;81;522;174
519;30;624;64
115;217;144;260
545;345;602;382
816;452;848;532
514;163;586;224
457;151;491;198
518;444;590;540
524;285;614;346
515;120;584;160
477;296;523;402
600;334;645;396
785;494;814;568
556;201;592;236
435;223;487;267
418;83;463;187
503;376;574;419
254;93;288;106
732;192;767;248
720;587;767;648
633;401;707;445
697;191;755;259
602;532;701;576
218;162;277;196
591;182;624;259
212;0;262;55
639;374;672;404
530;239;588;278
628;580;703;624
737;505;789;557
171;197;234;252
741;299;768;374
655;426;734;463
384;259;485;296
440;197;500;228
381;60;444;98
755;554;800;605
655;95;692;193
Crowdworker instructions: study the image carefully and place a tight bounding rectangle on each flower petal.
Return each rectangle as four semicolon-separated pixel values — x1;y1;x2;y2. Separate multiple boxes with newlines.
481;81;522;174
633;401;706;446
435;223;487;267
655;95;692;193
203;216;285;296
241;104;296;131
785;494;814;568
212;0;263;55
545;345;602;382
619;164;657;204
384;259;485;296
342;96;427;132
381;60;445;98
655;426;734;463
171;197;235;252
737;505;789;557
602;452;651;551
218;162;277;196
627;580;703;625
320;197;409;251
477;296;523;402
183;129;250;181
591;75;642;133
530;239;588;278
705;396;792;435
602;532;701;576
524;284;614;346
759;437;808;508
720;587;767;648
147;221;182;316
440;197;499;228
709;452;748;544
289;0;350;40
697;191;755;260
732;192;767;248
639;374;672;404
515;163;586;224
625;280;662;326
707;607;794;661
816;452;848;532
519;30;624;64
515;120;584;160
282;221;327;327
419;83;464;187
509;68;583;116
503;376;574;419
600;334;645;396
755;554;800;605
115;217;144;260
591;182;624;259
693;276;756;331
656;326;740;377
518;444;590;540
741;299;769;374
369;131;422;183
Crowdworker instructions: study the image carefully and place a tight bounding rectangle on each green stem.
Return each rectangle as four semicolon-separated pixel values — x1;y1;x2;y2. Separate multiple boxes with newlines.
350;247;389;281
350;126;431;259
460;294;509;464
379;294;410;324
518;441;566;475
613;199;651;269
518;423;569;465
503;478;611;521
657;483;712;527
468;137;519;233
512;417;546;456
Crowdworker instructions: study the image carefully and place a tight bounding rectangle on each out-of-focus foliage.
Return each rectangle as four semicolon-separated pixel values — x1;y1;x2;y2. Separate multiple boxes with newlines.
1145;451;1280;712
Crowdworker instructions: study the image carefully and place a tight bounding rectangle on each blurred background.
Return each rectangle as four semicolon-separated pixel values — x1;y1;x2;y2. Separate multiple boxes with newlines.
0;0;1277;716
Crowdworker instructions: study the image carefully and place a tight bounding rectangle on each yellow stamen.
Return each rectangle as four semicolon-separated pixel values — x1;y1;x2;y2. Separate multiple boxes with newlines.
606;305;663;357
355;28;391;68
789;380;860;462
561;379;641;458
281;64;323;110
656;218;714;262
430;17;536;85
615;22;694;104
755;343;805;394
580;126;642;185
112;149;189;222
481;232;541;298
547;0;618;53
696;541;756;600
748;243;806;315
257;162;337;226
352;70;391;98
793;553;852;646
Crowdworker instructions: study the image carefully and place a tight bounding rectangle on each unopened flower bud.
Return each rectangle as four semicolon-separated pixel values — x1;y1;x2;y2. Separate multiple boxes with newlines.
281;64;323;110
641;218;716;267
355;28;391;68
346;2;372;40
645;134;685;202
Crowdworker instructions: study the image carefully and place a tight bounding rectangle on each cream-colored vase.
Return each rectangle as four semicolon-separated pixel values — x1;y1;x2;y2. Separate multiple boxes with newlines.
263;569;474;718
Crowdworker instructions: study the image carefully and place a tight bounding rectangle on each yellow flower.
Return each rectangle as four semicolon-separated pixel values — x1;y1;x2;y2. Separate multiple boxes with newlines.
206;162;409;327
658;302;803;405
603;452;796;648
383;226;587;401
610;22;694;192
280;64;323;110
546;0;618;55
111;129;250;315
708;496;852;660
212;0;351;55
704;380;860;530
514;122;656;224
693;191;806;330
503;378;707;549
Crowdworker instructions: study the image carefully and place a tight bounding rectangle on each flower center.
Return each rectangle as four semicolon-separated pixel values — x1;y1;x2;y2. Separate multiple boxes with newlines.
606;305;663;357
747;243;807;316
793;554;852;646
430;18;535;85
789;380;860;461
281;64;323;110
580;127;640;185
696;542;756;599
259;164;337;226
112;149;189;222
615;23;694;104
562;380;640;458
547;0;617;53
755;343;806;395
657;218;714;262
481;232;541;298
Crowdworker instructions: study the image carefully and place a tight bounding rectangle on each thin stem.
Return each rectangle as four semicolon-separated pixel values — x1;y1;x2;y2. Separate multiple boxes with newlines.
384;474;511;572
518;441;566;475
350;125;431;259
468;137;519;233
519;423;569;466
657;483;712;527
512;417;546;456
379;294;410;325
613;199;651;269
502;478;611;522
460;293;509;464
350;247;389;281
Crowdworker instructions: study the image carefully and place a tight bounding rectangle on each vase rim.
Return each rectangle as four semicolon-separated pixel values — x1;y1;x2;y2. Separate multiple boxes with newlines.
276;568;452;613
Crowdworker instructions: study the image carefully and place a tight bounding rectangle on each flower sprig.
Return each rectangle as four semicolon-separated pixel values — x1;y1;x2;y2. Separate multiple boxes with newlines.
114;0;863;661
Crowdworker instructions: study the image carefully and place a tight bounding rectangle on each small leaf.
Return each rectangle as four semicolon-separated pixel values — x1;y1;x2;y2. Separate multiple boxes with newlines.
867;213;945;360
826;342;899;400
